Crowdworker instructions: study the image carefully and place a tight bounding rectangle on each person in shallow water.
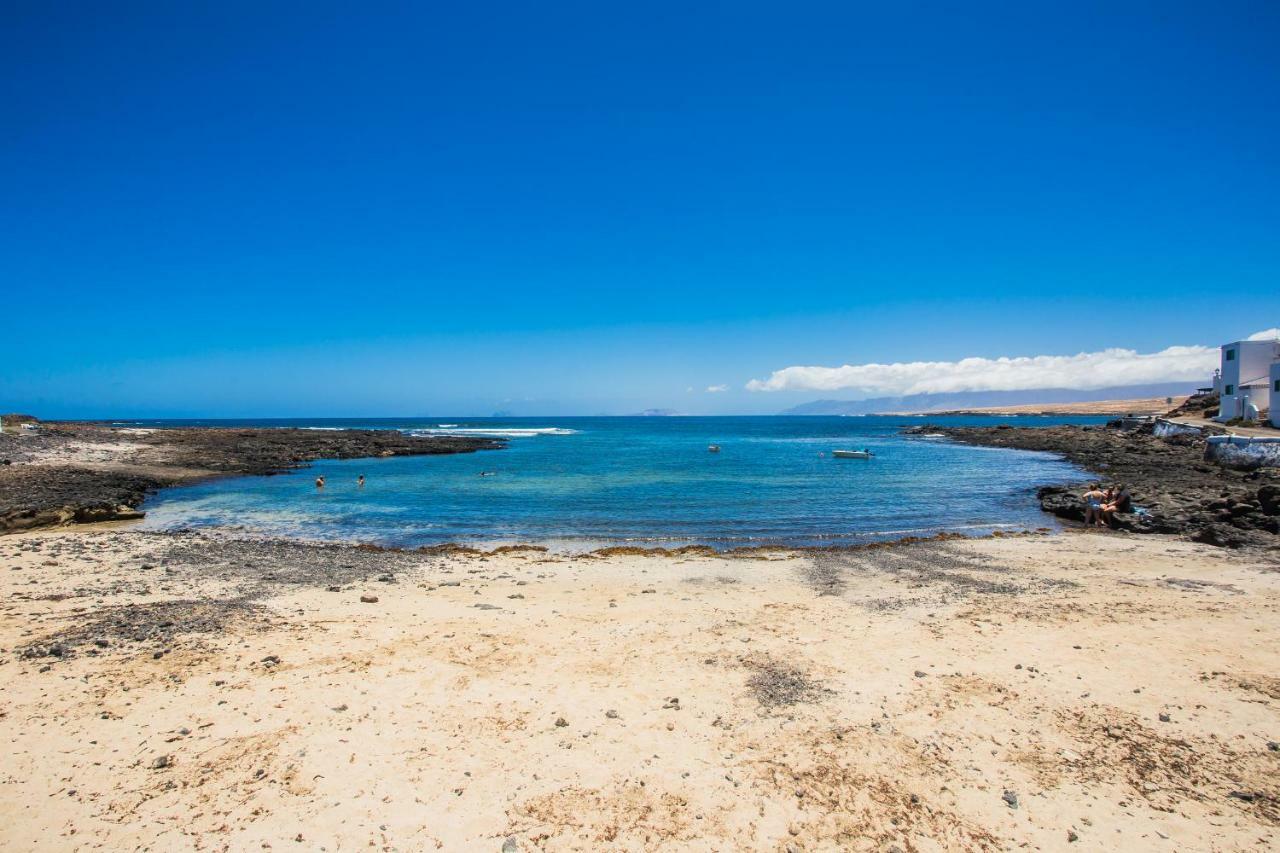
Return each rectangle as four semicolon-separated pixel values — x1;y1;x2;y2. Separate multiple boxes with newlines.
357;475;365;488
315;475;325;490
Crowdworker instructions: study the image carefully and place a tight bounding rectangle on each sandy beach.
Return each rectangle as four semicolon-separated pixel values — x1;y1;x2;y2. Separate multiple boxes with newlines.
3;526;1278;851
9;3;1279;848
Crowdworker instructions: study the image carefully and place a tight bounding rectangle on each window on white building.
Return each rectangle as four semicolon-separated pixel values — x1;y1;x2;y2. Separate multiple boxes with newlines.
1225;384;1234;395
1225;349;1236;361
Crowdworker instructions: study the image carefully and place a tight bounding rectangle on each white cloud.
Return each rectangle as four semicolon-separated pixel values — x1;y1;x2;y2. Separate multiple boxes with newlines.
705;384;728;393
745;340;1232;396
1246;328;1280;341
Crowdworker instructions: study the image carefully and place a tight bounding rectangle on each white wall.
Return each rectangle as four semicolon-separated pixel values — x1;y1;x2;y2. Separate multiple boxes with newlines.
1206;435;1280;469
1153;418;1204;438
1217;339;1279;421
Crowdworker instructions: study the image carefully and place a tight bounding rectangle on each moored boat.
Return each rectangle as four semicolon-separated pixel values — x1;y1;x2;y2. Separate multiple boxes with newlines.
832;449;872;459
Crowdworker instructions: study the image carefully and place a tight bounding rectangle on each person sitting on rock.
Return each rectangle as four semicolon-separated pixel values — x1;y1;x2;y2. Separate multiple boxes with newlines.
1082;484;1108;527
1101;484;1132;526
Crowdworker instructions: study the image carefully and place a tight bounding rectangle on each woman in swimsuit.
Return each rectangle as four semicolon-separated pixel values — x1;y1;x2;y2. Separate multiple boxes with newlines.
1082;485;1107;527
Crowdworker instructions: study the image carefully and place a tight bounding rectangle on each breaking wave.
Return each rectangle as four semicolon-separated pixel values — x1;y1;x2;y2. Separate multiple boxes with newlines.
403;427;580;438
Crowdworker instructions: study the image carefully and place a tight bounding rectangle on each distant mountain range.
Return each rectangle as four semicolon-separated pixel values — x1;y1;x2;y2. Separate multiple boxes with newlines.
779;382;1196;416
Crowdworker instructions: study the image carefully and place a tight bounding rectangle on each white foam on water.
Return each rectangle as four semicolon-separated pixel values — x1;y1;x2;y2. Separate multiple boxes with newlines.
404;427;580;438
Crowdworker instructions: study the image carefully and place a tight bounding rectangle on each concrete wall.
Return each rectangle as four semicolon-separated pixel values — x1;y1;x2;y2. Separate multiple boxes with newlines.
1217;339;1279;422
1153;419;1204;438
1205;435;1280;470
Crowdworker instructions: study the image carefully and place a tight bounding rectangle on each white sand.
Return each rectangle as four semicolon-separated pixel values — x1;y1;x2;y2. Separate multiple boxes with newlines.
1;529;1278;850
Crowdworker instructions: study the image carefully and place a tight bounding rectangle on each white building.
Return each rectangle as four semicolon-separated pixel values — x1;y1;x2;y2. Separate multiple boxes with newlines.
1216;338;1280;422
1272;362;1280;428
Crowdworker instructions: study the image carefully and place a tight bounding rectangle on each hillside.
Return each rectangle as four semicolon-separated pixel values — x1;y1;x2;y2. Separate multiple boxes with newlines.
780;383;1195;416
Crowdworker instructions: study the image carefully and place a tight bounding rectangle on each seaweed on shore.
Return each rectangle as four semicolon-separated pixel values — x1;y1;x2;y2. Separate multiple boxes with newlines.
744;656;831;709
588;544;721;558
796;543;1074;605
19;597;271;661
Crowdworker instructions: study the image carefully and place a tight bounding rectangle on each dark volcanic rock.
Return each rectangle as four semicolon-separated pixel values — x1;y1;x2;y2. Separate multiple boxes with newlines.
1190;523;1256;549
123;426;503;476
0;424;504;534
1036;486;1086;522
1259;485;1280;516
907;424;1279;549
0;467;157;532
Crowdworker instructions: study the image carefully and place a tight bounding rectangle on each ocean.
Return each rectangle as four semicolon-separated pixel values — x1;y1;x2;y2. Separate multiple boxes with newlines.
134;416;1102;550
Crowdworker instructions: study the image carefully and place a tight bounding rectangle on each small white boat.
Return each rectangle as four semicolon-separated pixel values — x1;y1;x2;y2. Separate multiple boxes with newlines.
708;444;721;453
832;449;872;459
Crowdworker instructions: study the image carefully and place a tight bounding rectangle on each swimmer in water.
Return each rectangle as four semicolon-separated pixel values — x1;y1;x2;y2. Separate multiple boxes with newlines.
315;475;325;490
357;474;365;488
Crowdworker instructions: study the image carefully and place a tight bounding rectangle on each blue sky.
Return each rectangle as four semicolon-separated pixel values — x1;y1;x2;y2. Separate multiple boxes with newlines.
3;2;1278;417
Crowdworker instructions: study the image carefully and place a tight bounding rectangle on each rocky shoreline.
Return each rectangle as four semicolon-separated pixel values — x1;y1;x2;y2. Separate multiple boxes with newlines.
7;418;1278;549
909;423;1280;549
0;423;503;533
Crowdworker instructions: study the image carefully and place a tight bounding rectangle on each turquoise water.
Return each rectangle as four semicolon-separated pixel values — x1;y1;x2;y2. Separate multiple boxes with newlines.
136;416;1100;549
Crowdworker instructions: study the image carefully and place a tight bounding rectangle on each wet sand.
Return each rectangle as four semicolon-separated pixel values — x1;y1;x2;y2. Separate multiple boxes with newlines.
2;528;1278;851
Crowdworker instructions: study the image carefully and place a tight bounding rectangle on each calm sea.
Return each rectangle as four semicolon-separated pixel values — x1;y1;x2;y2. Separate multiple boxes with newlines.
133;416;1101;550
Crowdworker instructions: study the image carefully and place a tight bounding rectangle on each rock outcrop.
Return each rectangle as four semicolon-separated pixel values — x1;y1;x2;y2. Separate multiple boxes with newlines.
0;425;504;534
907;424;1279;549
